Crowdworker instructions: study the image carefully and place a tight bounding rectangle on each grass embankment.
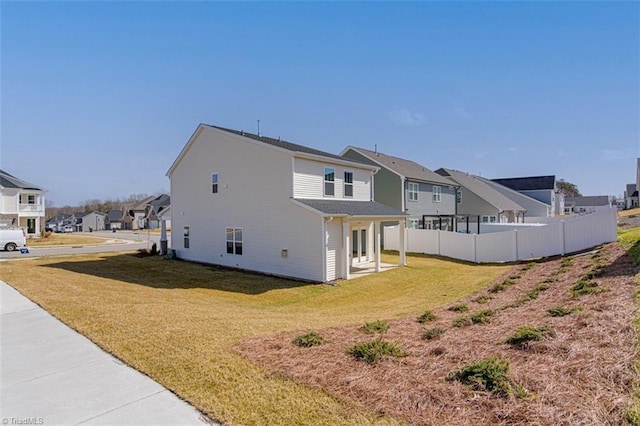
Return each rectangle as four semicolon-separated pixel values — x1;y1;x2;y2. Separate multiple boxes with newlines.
0;252;509;425
619;226;640;424
27;233;110;246
620;207;640;218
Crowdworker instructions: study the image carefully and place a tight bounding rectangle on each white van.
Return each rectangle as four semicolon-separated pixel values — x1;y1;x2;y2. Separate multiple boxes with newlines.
0;228;27;251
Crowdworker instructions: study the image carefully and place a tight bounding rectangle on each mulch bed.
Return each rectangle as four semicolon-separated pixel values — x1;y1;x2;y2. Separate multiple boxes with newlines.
619;213;640;230
236;242;638;425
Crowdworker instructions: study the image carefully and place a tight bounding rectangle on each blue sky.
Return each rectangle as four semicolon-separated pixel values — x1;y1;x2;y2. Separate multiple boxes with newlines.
2;1;638;206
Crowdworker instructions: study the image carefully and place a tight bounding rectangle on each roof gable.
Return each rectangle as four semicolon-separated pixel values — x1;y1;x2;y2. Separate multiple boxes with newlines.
168;124;373;177
342;147;455;186
0;169;45;191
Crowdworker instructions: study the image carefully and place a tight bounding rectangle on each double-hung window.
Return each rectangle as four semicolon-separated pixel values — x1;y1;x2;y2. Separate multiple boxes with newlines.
408;182;419;201
212;173;219;194
432;185;442;203
456;190;462;203
344;171;353;197
324;167;335;196
481;215;497;223
183;226;190;248
226;227;243;255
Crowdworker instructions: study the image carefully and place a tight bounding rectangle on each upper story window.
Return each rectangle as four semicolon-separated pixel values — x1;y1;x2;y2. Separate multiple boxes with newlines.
344;171;353;197
212;173;219;194
432;185;442;203
20;194;36;204
408;182;419;201
324;167;335;196
226;227;243;255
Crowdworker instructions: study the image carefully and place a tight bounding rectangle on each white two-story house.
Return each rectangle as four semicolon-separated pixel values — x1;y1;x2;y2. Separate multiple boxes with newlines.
0;169;46;235
167;124;407;282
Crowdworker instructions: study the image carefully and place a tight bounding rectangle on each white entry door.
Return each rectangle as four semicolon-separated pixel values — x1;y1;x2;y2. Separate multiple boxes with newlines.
352;228;367;264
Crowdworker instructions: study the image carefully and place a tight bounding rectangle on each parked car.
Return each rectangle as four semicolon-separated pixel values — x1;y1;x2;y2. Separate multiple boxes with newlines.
0;228;27;251
62;226;74;233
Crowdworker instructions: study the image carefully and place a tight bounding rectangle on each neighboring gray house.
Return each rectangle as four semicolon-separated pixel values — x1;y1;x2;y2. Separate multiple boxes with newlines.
624;158;640;209
145;194;170;229
564;196;611;214
435;168;528;230
340;147;458;230
75;211;107;232
106;210;124;230
123;195;155;230
491;175;563;216
45;214;73;232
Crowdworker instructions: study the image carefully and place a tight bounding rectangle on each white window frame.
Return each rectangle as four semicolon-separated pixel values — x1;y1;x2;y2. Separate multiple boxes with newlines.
324;167;335;197
432;185;442;203
456;190;461;203
212;173;219;194
481;215;497;223
344;171;353;198
408;182;419;202
183;226;190;249
409;218;420;229
226;227;243;255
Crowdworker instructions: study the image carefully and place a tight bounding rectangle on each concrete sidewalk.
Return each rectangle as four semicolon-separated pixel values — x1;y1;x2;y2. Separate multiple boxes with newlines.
1;281;215;425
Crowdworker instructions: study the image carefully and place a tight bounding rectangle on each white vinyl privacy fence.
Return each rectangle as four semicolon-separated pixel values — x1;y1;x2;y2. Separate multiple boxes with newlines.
384;208;618;263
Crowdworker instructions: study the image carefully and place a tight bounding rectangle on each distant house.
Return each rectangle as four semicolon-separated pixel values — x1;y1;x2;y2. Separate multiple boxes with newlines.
123;196;155;230
491;175;563;216
0;169;47;235
46;214;73;232
145;194;170;229
167;124;407;282
340;147;458;230
624;158;640;209
564;196;611;214
74;211;107;232
106;210;124;230
435;168;528;230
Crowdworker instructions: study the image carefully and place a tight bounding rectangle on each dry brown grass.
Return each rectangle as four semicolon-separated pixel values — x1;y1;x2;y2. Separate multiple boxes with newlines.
238;243;639;425
27;233;110;246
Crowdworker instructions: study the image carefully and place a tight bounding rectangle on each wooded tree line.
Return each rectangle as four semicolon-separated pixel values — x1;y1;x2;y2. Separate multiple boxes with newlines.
46;193;153;218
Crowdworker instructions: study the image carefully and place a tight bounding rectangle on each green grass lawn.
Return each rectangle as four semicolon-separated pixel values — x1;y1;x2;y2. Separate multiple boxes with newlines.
1;251;511;425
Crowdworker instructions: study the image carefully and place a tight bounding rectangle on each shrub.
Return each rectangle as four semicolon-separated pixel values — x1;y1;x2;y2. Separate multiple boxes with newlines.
473;295;492;304
560;257;574;269
571;278;604;298
509;273;522;280
547;306;582;317
422;327;445;340
504;325;555;348
471;309;495;324
292;332;324;348
150;242;158;255
348;339;405;363
448;304;469;313
515;283;550;306
447;355;528;398
489;279;514;293
360;320;389;334
417;310;437;323
521;262;536;271
453;317;472;327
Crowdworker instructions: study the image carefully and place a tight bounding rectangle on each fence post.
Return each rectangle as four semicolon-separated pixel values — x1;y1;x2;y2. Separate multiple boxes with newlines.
437;230;441;256
473;233;477;263
560;220;566;256
513;229;518;262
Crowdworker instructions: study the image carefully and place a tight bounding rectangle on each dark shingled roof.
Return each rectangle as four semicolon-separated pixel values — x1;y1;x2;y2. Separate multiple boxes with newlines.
492;175;556;191
294;199;407;217
208;125;353;163
564;196;610;207
0;169;44;191
345;147;455;186
107;210;124;221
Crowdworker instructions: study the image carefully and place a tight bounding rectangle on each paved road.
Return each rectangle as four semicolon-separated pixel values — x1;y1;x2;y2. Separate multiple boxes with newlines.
1;281;214;425
0;231;170;260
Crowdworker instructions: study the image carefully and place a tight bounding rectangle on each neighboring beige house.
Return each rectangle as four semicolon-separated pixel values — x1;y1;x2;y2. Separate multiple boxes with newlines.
123;196;155;230
0;169;46;235
74;211;107;232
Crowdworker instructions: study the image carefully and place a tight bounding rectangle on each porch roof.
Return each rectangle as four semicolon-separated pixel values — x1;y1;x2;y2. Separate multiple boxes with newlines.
292;198;407;218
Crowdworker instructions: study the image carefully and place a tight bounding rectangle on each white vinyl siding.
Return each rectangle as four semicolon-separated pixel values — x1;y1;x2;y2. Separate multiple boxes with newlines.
170;127;325;281
325;219;342;281
293;158;371;200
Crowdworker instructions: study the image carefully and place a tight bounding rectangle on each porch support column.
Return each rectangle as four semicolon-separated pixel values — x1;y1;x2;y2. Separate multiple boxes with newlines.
375;221;381;272
343;221;350;280
399;218;407;266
